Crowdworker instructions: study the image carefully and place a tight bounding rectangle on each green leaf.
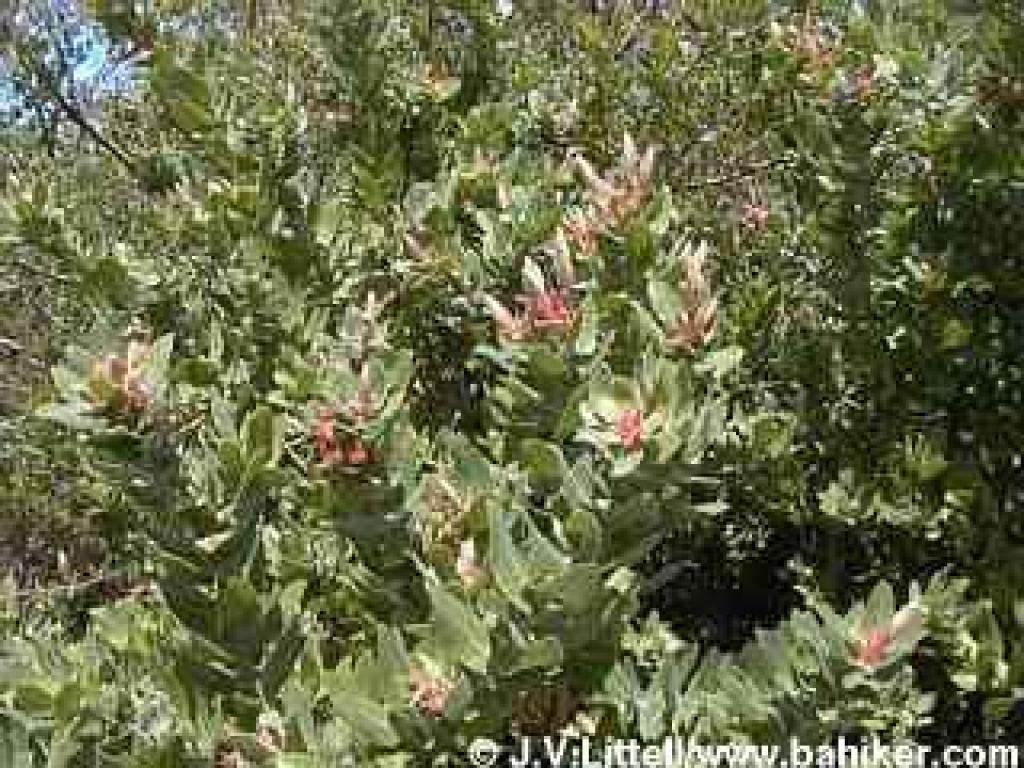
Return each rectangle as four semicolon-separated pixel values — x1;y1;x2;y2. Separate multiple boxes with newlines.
506;636;563;674
939;317;971;350
573;297;600;357
588;376;640;422
522;256;546;294
262;620;305;698
647;279;682;328
314;197;345;247
0;723;33;768
35;402;104;431
422;580;490;674
694;346;744;379
488;503;531;608
519;439;566;490
51;365;85;399
240;406;284;469
864;582;895;627
440;430;491;489
274;756;319;768
144;333;175;399
331;689;399;748
175;357;220;387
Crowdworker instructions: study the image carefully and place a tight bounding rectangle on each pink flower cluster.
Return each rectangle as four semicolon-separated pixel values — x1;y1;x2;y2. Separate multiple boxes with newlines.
487;287;577;344
313;365;377;469
88;341;154;414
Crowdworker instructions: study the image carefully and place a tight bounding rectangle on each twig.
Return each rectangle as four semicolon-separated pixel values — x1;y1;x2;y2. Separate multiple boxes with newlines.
0;337;45;369
6;255;72;283
0;338;24;355
681;155;796;190
12;573;153;601
678;639;709;742
12;573;109;600
24;56;135;173
49;87;135;171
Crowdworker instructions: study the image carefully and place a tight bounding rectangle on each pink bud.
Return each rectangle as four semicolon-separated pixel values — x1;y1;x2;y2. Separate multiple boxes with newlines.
616;408;644;451
457;540;487;590
854;626;892;667
525;289;576;333
741;203;770;232
409;669;454;718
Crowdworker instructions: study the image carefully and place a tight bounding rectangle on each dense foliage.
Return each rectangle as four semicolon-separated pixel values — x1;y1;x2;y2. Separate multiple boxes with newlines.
1;0;1022;764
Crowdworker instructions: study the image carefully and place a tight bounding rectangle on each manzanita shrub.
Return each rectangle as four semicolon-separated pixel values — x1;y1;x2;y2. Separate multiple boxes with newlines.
0;0;1022;765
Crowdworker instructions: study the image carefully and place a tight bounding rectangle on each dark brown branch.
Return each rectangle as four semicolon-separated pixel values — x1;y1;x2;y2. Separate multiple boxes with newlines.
25;57;136;173
49;88;135;171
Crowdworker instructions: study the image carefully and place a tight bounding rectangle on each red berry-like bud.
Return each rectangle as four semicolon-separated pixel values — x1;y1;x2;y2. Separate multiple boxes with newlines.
344;438;372;466
616;408;644;451
313;408;341;465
